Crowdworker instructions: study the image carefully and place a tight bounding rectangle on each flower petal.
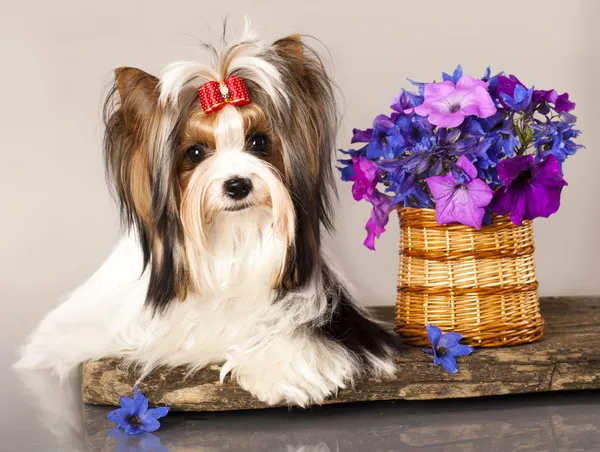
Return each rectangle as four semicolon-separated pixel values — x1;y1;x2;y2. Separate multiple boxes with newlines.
119;396;135;415
473;86;498;118
446;344;474;358
456;155;477;180
427;112;466;128
351;128;373;144
107;408;128;429
508;189;527;226
124;423;145;436
132;392;149;416
555;92;575;113
432;182;488;229
426;324;442;348
140;417;161;434
146;407;170;419
373;114;395;129
426;173;457;201
456;74;488;90
438;332;463;349
496;155;533;185
423;80;457;99
436;354;459;374
466;178;494;208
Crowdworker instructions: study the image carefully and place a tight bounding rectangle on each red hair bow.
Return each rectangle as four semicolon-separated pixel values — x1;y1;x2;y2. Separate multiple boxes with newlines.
197;75;250;114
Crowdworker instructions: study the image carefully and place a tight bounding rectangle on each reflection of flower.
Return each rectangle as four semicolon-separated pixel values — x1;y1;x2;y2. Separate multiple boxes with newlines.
423;324;473;374
425;156;493;229
489;155;567;225
109;427;169;452
414;75;496;128
107;386;170;436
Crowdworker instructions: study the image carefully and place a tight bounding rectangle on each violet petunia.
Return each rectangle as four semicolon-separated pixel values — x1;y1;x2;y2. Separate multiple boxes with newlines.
363;191;395;250
349;155;379;201
489;154;567;225
425;156;494;229
414;75;497;128
351;127;373;144
533;89;576;113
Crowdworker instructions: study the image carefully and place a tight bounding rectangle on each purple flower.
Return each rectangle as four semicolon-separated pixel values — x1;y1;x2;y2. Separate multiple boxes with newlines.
423;324;474;374
414;75;497;128
349;155;379;201
107;386;170;436
364;191;395;250
533;89;576;113
351;128;373;144
390;91;420;114
425;156;494;229
489;155;568;225
495;75;534;111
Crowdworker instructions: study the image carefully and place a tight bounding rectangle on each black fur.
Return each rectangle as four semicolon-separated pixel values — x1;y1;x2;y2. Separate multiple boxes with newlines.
317;267;400;367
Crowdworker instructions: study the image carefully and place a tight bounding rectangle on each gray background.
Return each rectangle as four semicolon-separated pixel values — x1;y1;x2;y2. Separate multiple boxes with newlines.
1;2;599;451
1;0;598;338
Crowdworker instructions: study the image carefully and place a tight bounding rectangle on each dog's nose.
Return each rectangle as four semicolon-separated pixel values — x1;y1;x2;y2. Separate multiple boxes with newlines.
224;177;252;200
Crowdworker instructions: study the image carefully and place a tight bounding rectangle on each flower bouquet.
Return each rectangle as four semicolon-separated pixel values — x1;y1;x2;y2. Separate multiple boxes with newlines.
339;65;582;346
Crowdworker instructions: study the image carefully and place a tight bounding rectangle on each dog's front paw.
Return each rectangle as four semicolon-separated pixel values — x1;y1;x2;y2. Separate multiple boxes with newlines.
235;365;334;407
225;336;358;407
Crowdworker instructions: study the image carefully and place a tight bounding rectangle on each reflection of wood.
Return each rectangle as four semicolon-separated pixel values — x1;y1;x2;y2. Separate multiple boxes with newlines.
81;297;600;412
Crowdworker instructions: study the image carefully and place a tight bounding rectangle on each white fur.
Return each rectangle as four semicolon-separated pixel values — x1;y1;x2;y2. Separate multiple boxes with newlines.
15;224;361;406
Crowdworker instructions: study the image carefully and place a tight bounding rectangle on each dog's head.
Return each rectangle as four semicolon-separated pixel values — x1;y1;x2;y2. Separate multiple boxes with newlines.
104;27;338;311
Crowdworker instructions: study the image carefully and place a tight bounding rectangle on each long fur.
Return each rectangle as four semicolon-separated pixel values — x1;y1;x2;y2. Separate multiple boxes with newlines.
15;22;399;407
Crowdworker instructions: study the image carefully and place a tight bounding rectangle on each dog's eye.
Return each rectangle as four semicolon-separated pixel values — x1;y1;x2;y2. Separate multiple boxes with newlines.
247;134;269;157
185;145;206;164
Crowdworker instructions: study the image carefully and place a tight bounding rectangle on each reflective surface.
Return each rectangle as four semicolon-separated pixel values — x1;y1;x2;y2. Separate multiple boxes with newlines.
3;360;600;452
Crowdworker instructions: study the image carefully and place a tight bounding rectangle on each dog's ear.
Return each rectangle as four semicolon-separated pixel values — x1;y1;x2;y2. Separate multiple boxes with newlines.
105;66;191;312
272;35;305;72
269;35;339;292
114;67;159;129
103;67;159;270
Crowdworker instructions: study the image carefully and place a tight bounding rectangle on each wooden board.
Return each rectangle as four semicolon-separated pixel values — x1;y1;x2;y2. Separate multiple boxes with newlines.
81;297;600;411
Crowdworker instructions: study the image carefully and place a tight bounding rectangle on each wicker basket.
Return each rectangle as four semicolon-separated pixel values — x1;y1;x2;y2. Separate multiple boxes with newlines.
395;207;544;347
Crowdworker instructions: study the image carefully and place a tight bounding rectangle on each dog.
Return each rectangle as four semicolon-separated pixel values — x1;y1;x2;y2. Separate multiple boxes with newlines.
15;23;398;407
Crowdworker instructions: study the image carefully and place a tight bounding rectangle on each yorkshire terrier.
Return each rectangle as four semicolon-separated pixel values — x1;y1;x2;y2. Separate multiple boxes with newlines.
16;24;398;407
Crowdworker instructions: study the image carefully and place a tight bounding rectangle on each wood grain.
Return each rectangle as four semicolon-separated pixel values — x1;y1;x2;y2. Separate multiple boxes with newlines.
81;297;600;411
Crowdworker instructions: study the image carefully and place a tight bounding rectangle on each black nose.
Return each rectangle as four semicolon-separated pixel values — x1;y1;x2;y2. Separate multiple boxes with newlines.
224;177;252;200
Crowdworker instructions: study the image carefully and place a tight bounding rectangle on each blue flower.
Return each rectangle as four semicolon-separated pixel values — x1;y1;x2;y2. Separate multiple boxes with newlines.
423;325;474;374
498;81;534;112
533;121;583;162
107;386;170;436
442;64;463;83
109;428;169;452
366;115;404;160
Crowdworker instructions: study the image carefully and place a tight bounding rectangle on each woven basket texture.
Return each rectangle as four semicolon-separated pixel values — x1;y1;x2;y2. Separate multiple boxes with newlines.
395;207;544;347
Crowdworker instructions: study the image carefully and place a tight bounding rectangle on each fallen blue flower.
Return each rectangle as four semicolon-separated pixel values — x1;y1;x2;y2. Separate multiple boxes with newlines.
107;386;170;436
423;324;474;374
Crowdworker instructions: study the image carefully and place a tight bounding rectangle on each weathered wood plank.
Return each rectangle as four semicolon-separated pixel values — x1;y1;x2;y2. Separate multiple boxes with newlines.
81;297;600;411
